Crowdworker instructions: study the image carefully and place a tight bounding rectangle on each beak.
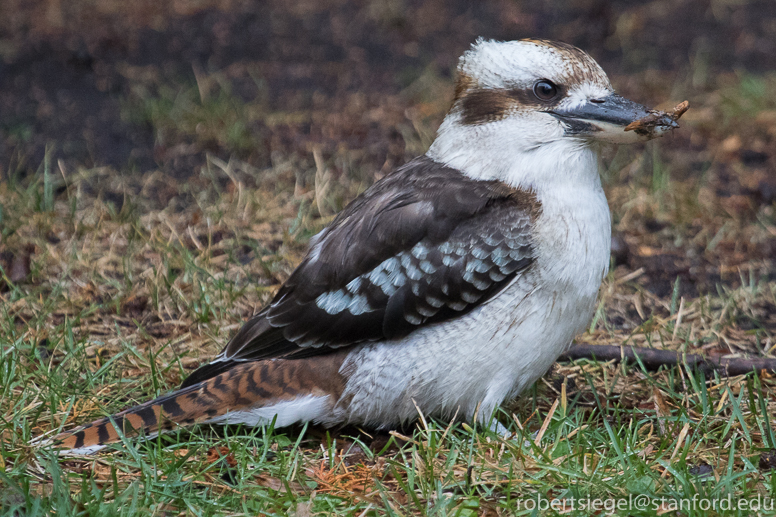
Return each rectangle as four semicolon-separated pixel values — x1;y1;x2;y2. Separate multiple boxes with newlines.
550;93;680;144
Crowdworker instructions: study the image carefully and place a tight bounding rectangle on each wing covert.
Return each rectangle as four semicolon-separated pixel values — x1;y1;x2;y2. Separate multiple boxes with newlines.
181;156;539;388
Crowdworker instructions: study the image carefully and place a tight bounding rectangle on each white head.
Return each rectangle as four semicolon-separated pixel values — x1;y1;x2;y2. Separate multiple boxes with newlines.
428;39;677;189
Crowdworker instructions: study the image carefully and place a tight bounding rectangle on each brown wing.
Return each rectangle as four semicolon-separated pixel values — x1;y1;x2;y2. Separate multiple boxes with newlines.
181;156;539;388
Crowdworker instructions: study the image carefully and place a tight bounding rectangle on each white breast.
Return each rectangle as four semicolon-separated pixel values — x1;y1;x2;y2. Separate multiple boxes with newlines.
326;146;611;428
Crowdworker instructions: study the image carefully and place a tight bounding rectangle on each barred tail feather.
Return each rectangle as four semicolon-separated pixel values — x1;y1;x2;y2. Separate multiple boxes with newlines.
55;385;203;455
50;354;348;455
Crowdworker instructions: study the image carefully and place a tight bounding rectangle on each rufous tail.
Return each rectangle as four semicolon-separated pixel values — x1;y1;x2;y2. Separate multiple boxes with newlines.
51;354;347;454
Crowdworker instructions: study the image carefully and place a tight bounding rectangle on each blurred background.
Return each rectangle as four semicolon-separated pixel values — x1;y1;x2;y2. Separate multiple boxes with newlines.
2;0;775;177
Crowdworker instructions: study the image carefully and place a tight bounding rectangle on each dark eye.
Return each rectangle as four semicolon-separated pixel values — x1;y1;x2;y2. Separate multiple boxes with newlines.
533;80;558;101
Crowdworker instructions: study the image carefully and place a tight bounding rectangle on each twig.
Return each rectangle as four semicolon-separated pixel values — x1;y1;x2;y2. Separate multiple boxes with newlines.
559;344;776;377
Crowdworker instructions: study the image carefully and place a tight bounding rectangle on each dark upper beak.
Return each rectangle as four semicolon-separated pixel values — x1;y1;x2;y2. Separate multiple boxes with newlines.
550;93;680;143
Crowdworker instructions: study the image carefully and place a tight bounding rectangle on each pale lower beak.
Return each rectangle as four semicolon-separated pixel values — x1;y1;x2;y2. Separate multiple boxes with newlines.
550;94;680;144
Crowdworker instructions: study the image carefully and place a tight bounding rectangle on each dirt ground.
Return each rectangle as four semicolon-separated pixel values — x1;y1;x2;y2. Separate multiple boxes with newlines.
1;0;775;172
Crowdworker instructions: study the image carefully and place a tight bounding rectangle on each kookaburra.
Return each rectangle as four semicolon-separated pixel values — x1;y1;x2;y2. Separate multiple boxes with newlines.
50;39;684;454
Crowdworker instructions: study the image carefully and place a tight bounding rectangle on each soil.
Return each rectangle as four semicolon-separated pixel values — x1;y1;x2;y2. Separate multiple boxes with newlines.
2;0;776;175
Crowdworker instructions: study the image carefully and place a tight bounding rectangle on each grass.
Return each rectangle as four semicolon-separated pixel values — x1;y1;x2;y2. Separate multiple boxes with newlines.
121;77;264;161
1;58;776;517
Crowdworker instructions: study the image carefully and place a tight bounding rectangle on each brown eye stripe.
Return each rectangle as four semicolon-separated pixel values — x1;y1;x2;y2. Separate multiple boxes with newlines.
458;89;516;125
453;72;477;103
457;85;566;126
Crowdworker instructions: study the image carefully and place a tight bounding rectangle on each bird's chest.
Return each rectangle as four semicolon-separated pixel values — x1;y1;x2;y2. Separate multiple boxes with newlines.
467;186;612;371
338;184;612;424
533;185;611;316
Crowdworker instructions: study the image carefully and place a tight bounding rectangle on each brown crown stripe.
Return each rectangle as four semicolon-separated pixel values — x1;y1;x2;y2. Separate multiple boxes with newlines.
524;39;591;62
523;39;605;84
55;352;349;451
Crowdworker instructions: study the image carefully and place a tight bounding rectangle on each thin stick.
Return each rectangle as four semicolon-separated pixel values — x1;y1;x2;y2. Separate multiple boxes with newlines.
560;344;776;376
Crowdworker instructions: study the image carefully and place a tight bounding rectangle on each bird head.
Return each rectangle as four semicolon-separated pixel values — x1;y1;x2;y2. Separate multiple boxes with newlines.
448;39;679;145
428;39;684;186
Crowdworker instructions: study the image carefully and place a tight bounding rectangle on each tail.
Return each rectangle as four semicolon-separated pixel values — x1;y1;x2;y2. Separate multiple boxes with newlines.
49;355;347;454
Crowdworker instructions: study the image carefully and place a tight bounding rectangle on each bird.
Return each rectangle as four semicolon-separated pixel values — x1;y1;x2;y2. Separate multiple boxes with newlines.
48;38;683;454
